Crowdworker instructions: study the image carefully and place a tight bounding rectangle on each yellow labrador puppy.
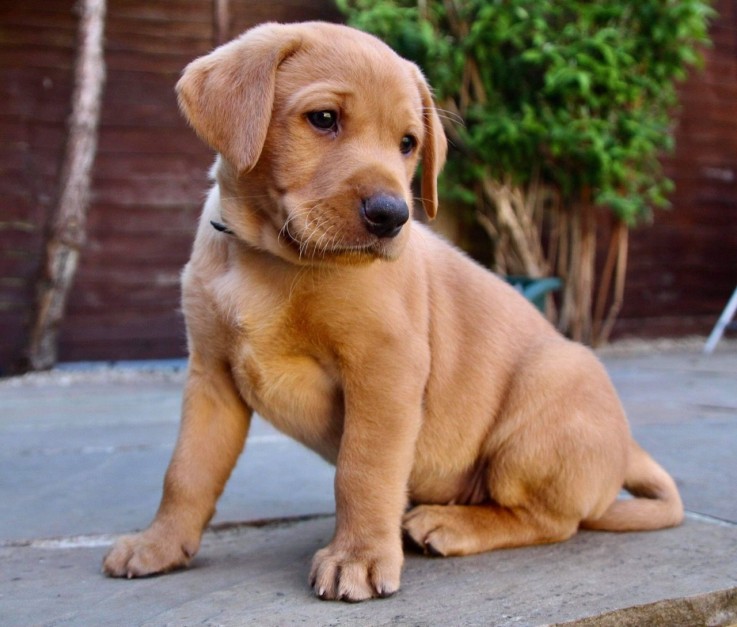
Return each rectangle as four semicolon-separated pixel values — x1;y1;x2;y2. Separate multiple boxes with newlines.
103;21;683;602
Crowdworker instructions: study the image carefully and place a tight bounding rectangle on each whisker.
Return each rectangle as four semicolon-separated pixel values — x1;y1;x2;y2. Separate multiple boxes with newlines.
421;106;465;127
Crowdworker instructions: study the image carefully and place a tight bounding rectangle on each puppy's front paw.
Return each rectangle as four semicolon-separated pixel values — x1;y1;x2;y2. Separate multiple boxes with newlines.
309;541;402;602
102;525;199;578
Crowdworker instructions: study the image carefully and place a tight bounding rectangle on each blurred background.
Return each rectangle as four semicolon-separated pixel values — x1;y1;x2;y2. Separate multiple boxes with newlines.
1;0;735;375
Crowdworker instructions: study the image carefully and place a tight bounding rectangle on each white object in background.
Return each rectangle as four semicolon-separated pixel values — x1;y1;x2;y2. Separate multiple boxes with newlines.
703;286;737;354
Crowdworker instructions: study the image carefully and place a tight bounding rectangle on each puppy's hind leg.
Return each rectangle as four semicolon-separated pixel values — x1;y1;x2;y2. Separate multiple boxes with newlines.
404;347;623;558
403;502;579;557
103;352;251;578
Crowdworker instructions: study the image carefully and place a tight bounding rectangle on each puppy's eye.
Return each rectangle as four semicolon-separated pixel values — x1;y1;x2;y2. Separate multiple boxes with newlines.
400;134;417;155
307;110;339;132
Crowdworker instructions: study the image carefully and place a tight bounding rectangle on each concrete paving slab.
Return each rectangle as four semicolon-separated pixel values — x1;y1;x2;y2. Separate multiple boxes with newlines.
1;515;736;626
604;348;737;524
0;377;334;541
1;343;736;625
633;418;737;523
603;352;737;425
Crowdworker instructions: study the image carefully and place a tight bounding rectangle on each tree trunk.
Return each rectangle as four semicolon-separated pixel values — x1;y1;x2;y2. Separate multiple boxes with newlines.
592;220;629;346
480;176;547;277
25;0;107;371
555;201;597;343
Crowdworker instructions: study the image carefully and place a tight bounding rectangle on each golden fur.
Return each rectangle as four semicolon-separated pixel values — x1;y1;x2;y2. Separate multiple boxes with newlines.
103;21;683;602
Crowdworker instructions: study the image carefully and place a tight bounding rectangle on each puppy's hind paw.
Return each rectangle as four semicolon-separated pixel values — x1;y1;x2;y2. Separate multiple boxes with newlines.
402;505;470;557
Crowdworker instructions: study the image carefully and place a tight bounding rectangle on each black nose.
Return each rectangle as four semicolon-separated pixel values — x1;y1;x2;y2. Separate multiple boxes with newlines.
361;194;410;238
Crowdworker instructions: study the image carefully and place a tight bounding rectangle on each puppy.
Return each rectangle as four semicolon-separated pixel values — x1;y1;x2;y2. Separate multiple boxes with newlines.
103;21;683;602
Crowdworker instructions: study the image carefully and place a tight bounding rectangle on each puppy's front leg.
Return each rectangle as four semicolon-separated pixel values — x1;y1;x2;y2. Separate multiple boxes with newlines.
103;352;250;578
310;363;424;602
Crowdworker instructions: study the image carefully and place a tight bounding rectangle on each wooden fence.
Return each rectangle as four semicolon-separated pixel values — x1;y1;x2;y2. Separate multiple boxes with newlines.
0;0;735;372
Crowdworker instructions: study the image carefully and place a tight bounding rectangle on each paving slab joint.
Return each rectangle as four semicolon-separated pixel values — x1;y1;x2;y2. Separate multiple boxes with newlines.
0;512;336;550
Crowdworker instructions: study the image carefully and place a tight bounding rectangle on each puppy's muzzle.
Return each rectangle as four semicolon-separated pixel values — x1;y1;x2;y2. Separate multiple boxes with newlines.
361;194;410;239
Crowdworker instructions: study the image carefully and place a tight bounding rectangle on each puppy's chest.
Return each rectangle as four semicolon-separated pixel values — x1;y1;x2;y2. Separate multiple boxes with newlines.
223;281;344;456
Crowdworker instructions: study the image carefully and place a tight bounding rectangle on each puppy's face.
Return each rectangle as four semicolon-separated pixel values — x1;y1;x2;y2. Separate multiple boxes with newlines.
177;23;447;265
259;43;423;262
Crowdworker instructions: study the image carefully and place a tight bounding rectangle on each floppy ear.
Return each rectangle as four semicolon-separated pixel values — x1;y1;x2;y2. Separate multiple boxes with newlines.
414;67;448;220
176;23;302;173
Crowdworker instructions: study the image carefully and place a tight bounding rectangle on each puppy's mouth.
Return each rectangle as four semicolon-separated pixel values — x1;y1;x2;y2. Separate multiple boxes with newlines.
276;195;409;263
278;197;409;263
278;225;396;262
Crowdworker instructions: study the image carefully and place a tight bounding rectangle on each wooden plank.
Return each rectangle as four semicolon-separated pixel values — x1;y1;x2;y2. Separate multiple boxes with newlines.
68;260;187;284
106;0;213;23
0;317;30;343
95;126;209;155
57;333;188;361
0;0;76;16
64;285;183;314
105;16;212;40
0;24;78;50
0;229;43;251
0;244;42;267
105;36;214;58
0;123;68;152
230;0;343;33
57;335;187;362
84;203;200;233
67;256;184;280
0;46;77;71
0;281;34;309
104;50;207;74
77;231;193;264
612;315;722;339
92;150;211;175
58;309;185;342
89;173;209;206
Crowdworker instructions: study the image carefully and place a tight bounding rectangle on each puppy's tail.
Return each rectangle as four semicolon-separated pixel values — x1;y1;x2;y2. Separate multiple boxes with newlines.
582;441;684;531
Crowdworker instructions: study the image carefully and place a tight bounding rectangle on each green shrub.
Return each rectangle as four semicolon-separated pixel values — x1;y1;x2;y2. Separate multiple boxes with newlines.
341;0;712;223
340;0;713;342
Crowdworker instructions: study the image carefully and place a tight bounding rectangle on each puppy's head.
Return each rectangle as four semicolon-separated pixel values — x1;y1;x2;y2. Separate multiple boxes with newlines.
177;21;447;264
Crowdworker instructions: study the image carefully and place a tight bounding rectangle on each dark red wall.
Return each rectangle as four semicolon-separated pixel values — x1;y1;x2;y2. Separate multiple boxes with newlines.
615;0;737;338
0;0;735;372
0;0;341;372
